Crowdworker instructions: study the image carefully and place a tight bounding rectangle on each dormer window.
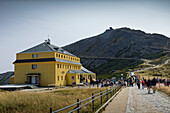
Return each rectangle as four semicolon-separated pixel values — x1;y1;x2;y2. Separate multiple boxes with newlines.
32;54;38;58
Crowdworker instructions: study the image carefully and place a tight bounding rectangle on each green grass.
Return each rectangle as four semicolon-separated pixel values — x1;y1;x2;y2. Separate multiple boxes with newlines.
91;59;143;79
97;71;128;79
92;59;143;74
142;51;168;60
136;60;170;79
134;64;153;70
149;54;170;65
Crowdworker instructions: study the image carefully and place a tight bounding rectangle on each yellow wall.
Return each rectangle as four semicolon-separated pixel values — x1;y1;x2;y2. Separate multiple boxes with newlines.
17;52;55;60
14;62;56;86
10;77;14;84
17;52;80;63
14;51;95;87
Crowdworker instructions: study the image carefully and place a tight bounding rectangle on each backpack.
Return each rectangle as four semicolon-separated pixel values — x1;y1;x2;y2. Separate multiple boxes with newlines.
142;80;145;85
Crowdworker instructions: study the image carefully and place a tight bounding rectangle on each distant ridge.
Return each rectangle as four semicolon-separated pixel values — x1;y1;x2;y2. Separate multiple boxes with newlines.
0;71;14;85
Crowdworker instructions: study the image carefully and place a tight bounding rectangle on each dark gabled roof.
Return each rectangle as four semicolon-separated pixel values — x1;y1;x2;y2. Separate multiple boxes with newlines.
67;66;95;74
19;42;76;57
81;66;94;73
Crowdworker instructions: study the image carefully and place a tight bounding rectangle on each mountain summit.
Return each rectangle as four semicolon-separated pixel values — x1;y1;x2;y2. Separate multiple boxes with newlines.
63;27;170;59
63;27;170;75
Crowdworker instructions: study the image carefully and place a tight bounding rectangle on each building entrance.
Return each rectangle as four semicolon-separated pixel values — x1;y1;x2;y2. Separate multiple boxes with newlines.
27;76;40;85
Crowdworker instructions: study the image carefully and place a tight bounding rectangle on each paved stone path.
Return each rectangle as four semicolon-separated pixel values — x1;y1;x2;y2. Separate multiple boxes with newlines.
103;86;170;113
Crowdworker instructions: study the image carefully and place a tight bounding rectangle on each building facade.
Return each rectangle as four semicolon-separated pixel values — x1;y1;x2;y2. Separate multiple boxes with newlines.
12;40;96;86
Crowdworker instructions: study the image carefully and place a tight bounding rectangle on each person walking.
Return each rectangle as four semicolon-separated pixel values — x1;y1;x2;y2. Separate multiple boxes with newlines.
147;79;152;94
131;77;134;87
96;79;99;87
152;77;157;93
137;78;140;89
141;78;145;89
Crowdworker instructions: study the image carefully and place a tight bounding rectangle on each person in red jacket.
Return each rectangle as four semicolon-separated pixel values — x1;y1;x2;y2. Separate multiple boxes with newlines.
137;78;140;89
141;78;145;89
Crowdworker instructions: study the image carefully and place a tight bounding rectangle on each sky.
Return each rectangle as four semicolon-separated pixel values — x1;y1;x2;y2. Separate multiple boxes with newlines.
0;0;170;73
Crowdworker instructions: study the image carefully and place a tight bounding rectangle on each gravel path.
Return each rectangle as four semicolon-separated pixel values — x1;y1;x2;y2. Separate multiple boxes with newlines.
103;87;129;113
103;86;170;113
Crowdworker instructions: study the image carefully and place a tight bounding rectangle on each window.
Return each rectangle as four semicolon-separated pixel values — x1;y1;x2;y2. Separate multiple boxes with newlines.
56;54;58;57
59;54;60;58
58;76;60;81
61;76;63;80
32;64;37;69
78;75;80;79
57;64;59;68
32;54;38;58
72;76;74;80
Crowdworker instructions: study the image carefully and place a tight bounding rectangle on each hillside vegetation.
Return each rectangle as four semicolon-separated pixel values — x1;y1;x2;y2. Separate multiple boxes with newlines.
136;55;170;79
85;58;143;79
63;27;170;78
149;54;170;65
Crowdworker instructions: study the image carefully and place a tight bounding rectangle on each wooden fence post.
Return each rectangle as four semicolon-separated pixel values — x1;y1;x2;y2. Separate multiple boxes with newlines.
50;107;52;113
107;89;108;100
77;98;79;113
92;93;94;112
100;91;102;105
110;87;111;98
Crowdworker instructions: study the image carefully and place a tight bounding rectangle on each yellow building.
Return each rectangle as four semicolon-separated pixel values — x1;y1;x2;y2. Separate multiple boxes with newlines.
12;40;96;86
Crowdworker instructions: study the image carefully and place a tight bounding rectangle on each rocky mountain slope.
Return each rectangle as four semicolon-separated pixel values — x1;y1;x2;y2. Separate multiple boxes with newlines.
63;27;170;76
64;27;170;59
0;71;14;85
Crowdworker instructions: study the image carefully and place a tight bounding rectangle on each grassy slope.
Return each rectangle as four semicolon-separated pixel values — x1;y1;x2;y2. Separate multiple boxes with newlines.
136;55;170;79
156;86;170;96
92;59;143;79
93;53;169;79
149;54;170;65
0;87;111;113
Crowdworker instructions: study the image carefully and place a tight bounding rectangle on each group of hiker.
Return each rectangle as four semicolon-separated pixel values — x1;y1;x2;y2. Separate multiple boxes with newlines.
126;76;170;94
